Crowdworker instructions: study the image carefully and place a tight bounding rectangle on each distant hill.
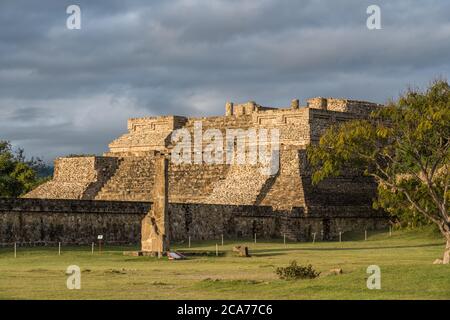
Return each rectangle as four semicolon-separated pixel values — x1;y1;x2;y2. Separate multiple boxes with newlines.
36;165;53;178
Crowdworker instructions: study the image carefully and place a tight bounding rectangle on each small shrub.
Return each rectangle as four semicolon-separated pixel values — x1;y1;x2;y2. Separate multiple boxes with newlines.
275;260;320;280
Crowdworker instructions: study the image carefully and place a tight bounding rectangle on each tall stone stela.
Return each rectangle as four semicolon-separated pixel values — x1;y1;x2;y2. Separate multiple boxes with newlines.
141;154;169;255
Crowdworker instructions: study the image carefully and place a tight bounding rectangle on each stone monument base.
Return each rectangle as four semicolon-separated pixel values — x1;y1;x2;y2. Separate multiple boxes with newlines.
123;251;166;257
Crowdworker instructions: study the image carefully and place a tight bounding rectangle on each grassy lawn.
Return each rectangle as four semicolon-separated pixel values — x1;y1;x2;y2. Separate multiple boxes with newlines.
0;227;449;300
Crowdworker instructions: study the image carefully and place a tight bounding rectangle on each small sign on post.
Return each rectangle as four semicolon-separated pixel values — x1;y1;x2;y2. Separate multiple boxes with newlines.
98;235;103;253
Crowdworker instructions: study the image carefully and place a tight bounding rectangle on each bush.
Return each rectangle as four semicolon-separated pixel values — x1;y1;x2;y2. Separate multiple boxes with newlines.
275;260;320;280
0;140;50;197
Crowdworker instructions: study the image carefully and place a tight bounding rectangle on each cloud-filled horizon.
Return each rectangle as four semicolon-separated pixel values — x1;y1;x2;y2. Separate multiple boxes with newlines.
1;0;449;162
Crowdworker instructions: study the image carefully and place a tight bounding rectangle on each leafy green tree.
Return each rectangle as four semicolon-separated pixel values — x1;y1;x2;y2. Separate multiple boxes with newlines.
0;141;50;197
307;80;450;264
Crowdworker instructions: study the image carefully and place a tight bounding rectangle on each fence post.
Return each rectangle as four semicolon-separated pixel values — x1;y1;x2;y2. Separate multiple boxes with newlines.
91;242;94;255
365;230;368;241
188;236;191;248
58;242;61;256
312;233;316;244
216;244;218;257
339;232;342;243
221;234;224;246
14;242;17;258
284;233;286;246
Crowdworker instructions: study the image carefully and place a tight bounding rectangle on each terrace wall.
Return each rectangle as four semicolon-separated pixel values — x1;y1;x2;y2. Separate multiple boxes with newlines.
0;198;389;245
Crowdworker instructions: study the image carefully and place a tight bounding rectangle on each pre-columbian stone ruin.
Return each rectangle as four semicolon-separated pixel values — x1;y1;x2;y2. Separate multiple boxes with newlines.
0;97;389;247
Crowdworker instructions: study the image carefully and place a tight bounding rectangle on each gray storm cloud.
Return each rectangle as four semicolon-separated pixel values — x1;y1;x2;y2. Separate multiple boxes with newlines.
0;0;449;161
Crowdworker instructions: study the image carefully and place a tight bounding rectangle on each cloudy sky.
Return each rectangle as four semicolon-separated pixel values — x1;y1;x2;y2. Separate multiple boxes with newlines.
1;0;449;162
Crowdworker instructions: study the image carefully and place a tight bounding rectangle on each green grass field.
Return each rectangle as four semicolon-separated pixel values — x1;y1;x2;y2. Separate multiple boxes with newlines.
1;227;449;300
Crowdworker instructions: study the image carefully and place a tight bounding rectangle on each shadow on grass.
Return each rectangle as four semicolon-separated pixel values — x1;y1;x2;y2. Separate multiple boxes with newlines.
252;252;285;257
0;238;443;258
250;242;443;255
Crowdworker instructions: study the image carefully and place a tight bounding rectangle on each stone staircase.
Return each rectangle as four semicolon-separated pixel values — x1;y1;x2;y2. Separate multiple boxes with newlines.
95;157;156;201
205;164;272;205
24;181;93;200
169;163;230;203
172;115;269;204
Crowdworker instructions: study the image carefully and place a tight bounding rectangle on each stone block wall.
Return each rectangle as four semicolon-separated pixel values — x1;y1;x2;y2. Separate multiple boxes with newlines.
251;108;311;146
257;147;305;209
307;97;381;116
0;198;149;245
23;157;119;200
0;198;389;245
108;116;188;155
169;204;281;240
225;101;277;116
169;163;231;203
308;108;359;143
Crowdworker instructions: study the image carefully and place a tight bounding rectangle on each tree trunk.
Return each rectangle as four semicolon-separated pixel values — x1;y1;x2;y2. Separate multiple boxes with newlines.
444;236;450;265
435;222;450;264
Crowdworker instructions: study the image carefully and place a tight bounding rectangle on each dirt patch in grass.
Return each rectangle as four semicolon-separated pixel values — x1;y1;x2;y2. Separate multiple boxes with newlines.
27;268;49;273
152;281;169;286
201;278;268;285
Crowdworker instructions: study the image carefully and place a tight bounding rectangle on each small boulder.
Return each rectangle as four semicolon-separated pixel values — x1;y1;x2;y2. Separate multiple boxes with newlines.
232;246;240;252
167;251;187;260
232;246;250;257
329;268;343;275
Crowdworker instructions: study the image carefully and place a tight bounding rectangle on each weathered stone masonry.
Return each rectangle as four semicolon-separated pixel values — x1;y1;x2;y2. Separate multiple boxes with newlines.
0;198;388;245
8;96;390;242
0;198;148;245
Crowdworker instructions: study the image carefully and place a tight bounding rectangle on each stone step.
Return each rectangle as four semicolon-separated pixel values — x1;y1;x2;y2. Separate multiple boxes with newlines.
95;156;157;201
